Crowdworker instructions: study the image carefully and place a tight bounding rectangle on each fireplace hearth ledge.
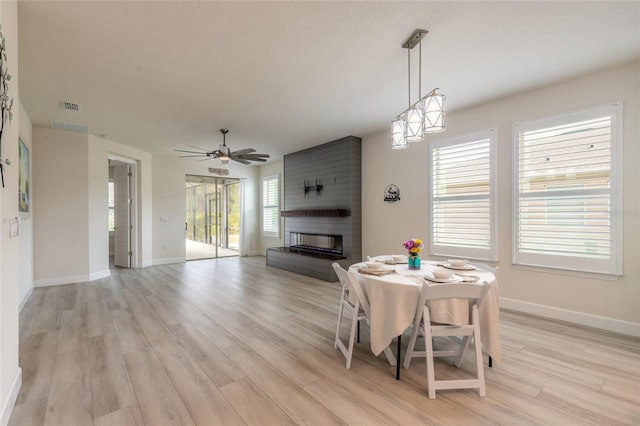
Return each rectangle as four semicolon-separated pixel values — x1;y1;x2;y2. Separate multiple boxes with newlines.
266;247;352;282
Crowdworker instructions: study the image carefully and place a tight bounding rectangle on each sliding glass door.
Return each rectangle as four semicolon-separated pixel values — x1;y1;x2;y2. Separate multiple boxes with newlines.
185;175;240;260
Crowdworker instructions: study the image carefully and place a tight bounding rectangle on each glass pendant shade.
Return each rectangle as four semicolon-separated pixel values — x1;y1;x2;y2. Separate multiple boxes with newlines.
391;116;408;149
405;105;424;142
423;92;446;133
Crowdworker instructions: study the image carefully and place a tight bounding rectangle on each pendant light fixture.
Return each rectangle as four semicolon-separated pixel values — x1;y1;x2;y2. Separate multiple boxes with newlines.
391;29;446;150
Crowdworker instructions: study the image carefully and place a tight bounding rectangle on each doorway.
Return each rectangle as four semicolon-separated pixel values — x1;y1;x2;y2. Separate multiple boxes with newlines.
185;175;241;260
108;156;138;269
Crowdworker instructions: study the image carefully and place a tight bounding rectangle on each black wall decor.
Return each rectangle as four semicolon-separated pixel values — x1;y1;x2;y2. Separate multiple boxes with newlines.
303;178;323;196
384;184;400;203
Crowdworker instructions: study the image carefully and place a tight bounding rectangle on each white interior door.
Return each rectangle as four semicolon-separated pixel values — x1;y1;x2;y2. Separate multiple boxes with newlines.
113;164;131;268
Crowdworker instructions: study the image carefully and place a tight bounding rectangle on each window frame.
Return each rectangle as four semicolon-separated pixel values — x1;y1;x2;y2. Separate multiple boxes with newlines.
511;102;623;276
428;128;498;261
262;174;280;238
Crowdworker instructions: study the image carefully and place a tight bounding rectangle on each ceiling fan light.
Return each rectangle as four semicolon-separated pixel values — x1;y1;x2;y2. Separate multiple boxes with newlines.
423;91;446;133
219;156;230;164
391;115;408;149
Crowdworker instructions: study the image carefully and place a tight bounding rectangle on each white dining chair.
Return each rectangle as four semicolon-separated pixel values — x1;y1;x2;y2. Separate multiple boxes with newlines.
332;262;369;369
332;262;396;369
403;280;489;399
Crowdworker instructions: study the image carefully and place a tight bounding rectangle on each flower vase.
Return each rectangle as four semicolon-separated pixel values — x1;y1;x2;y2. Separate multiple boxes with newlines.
408;254;421;270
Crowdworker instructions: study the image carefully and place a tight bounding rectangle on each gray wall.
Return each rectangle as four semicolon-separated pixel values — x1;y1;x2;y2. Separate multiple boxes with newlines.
283;136;362;260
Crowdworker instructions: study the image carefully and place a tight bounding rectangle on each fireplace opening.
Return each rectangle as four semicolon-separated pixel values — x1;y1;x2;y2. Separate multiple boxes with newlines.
289;232;343;256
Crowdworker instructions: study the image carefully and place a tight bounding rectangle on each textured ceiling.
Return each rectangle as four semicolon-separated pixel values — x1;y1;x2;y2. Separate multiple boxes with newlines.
17;1;640;162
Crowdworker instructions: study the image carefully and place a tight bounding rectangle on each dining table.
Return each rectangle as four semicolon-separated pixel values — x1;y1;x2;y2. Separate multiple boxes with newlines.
348;257;501;378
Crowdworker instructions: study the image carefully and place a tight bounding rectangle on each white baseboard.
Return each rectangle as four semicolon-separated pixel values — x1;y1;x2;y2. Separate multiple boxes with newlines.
500;297;640;337
89;270;111;281
152;257;186;266
18;287;33;312
0;368;21;426
34;269;111;287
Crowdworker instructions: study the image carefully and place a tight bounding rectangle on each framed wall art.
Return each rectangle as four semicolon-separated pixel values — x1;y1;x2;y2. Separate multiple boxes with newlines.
18;137;29;213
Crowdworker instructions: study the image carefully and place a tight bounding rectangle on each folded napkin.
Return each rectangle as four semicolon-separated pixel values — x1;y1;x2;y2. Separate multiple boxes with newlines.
358;268;396;276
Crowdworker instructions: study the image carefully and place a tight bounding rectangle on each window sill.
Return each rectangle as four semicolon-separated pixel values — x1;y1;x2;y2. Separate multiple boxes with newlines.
513;263;622;281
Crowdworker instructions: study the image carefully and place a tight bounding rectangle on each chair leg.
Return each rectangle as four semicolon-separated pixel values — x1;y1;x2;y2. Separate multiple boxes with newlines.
403;311;422;369
424;320;436;399
345;306;359;369
454;335;472;368
488;355;493;368
334;301;345;350
472;308;486;397
474;334;486;396
357;320;360;343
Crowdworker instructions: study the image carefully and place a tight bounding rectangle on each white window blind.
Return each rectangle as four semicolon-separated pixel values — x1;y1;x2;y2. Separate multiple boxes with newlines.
429;129;497;260
262;175;280;237
108;180;115;232
513;102;622;275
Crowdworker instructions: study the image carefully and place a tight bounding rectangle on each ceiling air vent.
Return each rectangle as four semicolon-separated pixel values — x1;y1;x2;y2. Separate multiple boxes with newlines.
50;120;89;133
62;101;80;111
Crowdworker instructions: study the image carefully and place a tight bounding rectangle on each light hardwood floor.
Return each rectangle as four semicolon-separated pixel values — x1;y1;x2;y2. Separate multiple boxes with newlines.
9;256;640;425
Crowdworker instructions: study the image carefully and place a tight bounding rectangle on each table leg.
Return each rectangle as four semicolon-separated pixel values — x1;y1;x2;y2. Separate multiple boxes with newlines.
396;335;401;380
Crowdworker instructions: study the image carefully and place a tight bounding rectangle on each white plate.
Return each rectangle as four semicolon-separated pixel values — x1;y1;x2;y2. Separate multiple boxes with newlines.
442;263;477;271
424;275;463;283
383;259;408;265
364;266;386;271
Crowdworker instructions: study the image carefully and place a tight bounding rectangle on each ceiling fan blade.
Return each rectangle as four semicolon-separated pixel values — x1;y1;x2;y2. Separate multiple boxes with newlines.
178;154;210;157
238;154;270;159
234;156;268;162
188;145;211;151
232;157;251;165
174;149;213;154
231;148;256;155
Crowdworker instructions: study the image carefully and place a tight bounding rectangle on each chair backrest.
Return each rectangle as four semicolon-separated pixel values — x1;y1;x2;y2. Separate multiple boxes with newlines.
332;263;372;316
415;281;489;318
424;282;489;302
332;262;351;293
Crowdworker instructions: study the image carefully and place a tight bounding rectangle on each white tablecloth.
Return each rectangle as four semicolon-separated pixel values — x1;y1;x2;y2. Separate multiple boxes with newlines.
349;259;501;364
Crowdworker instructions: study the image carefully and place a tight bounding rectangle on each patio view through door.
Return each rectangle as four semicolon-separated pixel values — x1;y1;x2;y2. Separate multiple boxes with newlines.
185;174;241;260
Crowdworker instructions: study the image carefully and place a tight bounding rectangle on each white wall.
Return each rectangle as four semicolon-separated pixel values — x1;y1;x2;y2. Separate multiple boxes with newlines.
0;2;21;424
152;155;188;264
32;130;153;285
259;159;285;253
362;62;640;332
33;127;90;284
151;155;263;263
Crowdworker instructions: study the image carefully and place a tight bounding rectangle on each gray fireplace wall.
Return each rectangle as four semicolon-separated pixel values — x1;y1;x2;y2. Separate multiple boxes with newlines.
283;135;362;261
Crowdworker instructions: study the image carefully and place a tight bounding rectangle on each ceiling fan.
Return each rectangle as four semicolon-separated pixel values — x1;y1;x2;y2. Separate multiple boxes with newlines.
175;129;270;165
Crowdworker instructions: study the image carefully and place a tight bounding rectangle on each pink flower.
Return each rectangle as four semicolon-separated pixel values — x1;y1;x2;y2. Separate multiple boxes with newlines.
403;238;423;255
